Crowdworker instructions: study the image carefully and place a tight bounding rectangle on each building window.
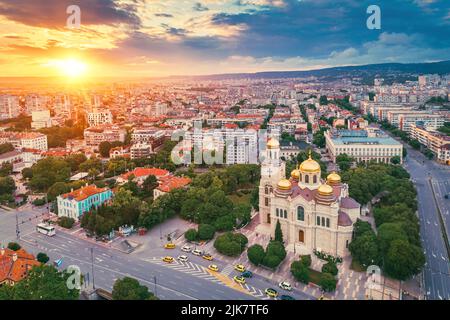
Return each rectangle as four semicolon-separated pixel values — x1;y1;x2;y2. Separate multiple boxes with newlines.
276;208;279;217
321;217;325;226
297;206;305;221
316;216;320;225
326;218;330;228
265;186;269;194
313;175;317;184
265;198;269;206
305;175;309;183
284;210;288;219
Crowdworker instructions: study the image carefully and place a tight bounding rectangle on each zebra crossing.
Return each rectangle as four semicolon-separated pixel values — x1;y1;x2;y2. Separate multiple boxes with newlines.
146;257;222;283
146;258;272;300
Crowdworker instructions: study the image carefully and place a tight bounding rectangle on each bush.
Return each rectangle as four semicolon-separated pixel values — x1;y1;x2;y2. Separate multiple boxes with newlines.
214;215;235;232
32;197;47;206
319;273;337;292
7;242;21;251
247;244;265;266
291;261;310;284
300;255;312;267
214;232;248;257
322;261;338;276
266;241;286;261
197;224;216;241
185;229;198;242
262;254;282;269
37;252;49;264
58;217;75;229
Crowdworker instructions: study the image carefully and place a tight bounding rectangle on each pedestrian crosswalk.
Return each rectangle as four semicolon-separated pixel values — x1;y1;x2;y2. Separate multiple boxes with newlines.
221;264;235;276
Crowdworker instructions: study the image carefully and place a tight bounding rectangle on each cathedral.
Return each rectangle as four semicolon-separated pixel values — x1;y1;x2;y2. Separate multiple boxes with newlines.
257;138;361;258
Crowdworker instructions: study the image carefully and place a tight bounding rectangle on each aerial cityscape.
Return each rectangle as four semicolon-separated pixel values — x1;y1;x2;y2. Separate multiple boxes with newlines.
0;0;449;307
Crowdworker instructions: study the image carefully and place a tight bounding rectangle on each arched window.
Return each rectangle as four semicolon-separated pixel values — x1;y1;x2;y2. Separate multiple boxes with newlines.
284;210;288;218
326;218;330;228
313;175;317;184
276;208;279;217
297;206;305;221
265;186;269;194
316;216;320;225
321;217;325;226
305;175;309;183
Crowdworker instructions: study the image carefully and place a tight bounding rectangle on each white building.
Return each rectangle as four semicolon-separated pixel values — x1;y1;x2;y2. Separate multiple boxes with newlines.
87;109;113;127
0;95;20;120
31;110;52;129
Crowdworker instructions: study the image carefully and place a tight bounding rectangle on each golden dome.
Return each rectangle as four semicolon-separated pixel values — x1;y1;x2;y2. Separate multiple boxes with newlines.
327;172;341;185
299;152;321;173
277;179;292;190
291;169;300;180
267;138;280;149
317;183;333;196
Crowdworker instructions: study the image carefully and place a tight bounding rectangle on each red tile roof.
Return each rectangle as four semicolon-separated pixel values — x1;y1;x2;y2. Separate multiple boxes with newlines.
61;185;110;202
157;176;191;193
120;167;169;180
0;248;40;284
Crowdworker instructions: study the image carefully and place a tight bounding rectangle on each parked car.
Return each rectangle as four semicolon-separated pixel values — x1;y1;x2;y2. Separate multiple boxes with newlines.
181;245;192;252
242;270;253;278
278;281;292;291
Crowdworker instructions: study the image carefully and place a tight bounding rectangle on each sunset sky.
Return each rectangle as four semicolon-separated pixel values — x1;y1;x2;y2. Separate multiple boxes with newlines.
0;0;449;78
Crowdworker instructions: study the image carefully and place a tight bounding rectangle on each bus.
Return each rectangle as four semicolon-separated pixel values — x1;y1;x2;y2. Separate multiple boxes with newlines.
36;223;56;236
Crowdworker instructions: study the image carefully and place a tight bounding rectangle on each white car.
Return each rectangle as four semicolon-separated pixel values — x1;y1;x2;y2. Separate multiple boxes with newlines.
178;255;189;262
181;245;192;253
192;249;203;256
278;281;292;291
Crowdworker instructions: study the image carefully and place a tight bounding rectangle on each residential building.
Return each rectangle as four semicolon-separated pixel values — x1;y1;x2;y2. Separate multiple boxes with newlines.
0;247;40;286
153;175;192;199
84;126;126;147
87;109;113;127
410;124;450;165
0;132;48;151
31;110;52;129
117;167;169;185
0;95;20;120
130;143;153;159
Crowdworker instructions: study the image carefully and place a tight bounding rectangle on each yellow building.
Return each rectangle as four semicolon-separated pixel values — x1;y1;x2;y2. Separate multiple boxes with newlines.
258;140;361;257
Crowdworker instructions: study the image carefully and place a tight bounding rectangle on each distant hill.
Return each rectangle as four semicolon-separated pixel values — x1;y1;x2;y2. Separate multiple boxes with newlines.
171;60;450;83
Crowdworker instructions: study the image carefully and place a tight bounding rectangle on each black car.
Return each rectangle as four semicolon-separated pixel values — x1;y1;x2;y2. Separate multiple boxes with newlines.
280;295;295;300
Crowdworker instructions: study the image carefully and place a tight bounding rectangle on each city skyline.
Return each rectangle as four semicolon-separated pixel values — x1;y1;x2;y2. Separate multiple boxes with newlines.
0;0;449;78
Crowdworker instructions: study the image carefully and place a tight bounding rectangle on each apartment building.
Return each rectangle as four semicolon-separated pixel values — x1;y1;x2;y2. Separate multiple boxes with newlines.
410;124;450;165
87;109;113;127
84;125;126;146
31;110;52;129
325;129;403;164
0;95;20;120
0;132;48;151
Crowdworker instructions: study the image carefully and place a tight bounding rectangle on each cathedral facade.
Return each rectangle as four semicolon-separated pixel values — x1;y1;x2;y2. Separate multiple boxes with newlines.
258;138;361;258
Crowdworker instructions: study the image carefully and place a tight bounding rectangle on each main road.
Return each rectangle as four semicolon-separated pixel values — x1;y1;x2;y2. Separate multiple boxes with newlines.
402;143;450;300
1;207;314;300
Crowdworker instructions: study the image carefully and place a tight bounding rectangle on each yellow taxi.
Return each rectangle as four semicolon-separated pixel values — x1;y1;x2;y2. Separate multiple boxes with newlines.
265;288;278;298
162;256;174;263
234;264;246;273
233;276;246;285
164;243;176;249
318;295;329;300
202;254;213;261
208;264;219;272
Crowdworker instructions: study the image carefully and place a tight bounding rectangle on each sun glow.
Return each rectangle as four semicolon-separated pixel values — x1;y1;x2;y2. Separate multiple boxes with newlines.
46;59;88;78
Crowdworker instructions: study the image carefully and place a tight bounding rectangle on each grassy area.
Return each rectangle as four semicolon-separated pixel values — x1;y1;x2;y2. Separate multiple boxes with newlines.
308;268;324;285
228;193;251;205
350;259;366;272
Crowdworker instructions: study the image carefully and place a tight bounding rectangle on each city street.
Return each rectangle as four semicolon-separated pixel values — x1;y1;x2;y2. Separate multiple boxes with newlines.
403;144;450;300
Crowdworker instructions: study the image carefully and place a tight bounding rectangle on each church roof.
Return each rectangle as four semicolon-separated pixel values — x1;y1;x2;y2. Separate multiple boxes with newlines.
338;210;353;227
340;197;360;209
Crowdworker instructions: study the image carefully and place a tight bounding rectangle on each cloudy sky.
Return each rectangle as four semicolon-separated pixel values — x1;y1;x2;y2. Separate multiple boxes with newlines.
0;0;449;77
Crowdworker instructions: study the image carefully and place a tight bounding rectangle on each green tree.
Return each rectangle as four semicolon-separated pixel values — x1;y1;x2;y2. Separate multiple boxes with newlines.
291;261;310;284
58;217;75;229
274;220;283;243
319;273;337;292
214;232;248;257
0;143;14;155
99;141;112;158
336;153;353;171
322;261;338;276
197;224;216;241
0;176;16;196
391;156;401;165
247;244;265;266
349;231;381;268
384;239;425;281
0;265;79;300
112;277;155;300
7;242;21;251
142;175;158;195
36;252;49;264
185;229;198;242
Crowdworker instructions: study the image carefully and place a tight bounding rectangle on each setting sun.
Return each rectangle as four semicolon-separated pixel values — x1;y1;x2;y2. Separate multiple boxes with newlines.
44;59;88;78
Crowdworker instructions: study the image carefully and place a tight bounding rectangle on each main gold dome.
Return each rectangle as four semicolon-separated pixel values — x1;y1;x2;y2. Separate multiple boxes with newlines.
277;179;292;190
327;172;341;185
267;138;280;149
317;183;333;196
299;155;321;173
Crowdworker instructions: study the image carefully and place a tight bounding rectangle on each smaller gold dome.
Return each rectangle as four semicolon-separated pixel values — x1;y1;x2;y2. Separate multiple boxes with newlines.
267;138;280;149
317;183;333;196
327;172;341;185
299;153;321;173
291;169;300;180
277;179;292;190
